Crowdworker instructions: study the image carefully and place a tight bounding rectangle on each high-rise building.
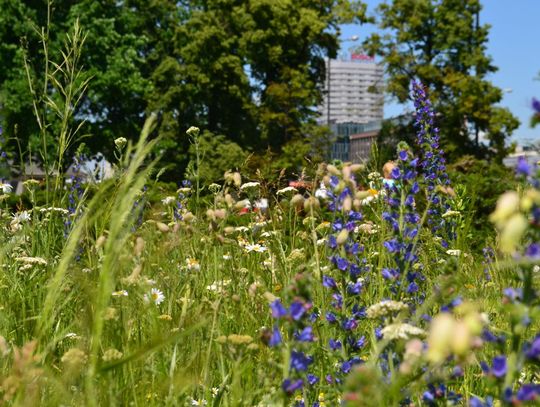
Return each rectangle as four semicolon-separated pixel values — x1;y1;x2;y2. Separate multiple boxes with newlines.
319;55;384;125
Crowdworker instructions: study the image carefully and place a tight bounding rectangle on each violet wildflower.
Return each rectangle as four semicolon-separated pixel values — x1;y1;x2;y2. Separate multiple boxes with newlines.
490;356;507;378
412;81;455;243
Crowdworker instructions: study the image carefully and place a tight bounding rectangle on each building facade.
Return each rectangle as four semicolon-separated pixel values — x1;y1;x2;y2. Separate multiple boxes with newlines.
319;57;384;125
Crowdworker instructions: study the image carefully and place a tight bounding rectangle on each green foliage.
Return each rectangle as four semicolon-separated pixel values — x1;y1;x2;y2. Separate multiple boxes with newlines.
364;0;520;161
187;131;249;185
448;155;518;247
0;0;369;179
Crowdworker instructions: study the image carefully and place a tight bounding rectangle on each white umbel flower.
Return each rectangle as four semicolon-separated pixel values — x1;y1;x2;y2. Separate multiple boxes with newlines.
240;182;260;190
381;323;425;341
366;300;408;319
0;183;13;194
15;256;47;266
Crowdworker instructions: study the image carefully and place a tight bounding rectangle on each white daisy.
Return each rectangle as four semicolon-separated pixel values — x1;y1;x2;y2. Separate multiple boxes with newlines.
186;258;200;271
144;288;165;305
245;243;267;253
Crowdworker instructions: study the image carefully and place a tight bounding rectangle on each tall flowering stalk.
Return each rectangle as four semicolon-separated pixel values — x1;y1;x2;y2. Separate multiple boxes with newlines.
477;161;540;405
267;273;318;405
321;164;370;393
382;142;424;305
65;154;85;233
412;81;454;247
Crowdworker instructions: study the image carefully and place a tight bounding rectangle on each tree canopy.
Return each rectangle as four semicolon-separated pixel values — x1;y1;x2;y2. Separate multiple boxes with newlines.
0;0;368;179
363;0;519;161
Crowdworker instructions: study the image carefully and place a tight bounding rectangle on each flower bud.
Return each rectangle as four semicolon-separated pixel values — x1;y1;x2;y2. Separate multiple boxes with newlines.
304;197;320;212
427;314;455;364
327;164;340;176
343;196;352;212
114;137;127;150
134;237;145;257
95;235;107;249
500;213;528;253
490;191;520;227
156;222;169;233
186;126;200;138
336;228;349;245
290;194;305;208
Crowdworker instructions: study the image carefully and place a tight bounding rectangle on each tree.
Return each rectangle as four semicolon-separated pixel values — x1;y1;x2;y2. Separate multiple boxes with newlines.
150;0;369;177
0;0;181;165
363;0;519;161
0;0;369;178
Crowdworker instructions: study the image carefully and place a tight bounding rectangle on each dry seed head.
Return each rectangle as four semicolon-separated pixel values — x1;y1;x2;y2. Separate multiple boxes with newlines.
102;348;123;362
290;194;305;208
95;235;107;249
304;197;320;212
336;229;349;245
61;348;87;369
342;165;352;181
343;196;352;212
233;172;242;187
156;222;169;233
327;164;340;176
134;237;145;257
350;164;364;172
227;334;253;345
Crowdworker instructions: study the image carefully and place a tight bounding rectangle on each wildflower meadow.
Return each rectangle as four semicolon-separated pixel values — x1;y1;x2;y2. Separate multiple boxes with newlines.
0;80;539;406
0;3;539;407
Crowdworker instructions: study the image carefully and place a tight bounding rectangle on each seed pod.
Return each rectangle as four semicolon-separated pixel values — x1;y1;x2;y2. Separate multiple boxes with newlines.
134;237;145;257
156;222;169;233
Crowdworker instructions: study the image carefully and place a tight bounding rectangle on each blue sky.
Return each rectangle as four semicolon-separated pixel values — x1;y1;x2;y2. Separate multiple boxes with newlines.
340;0;540;144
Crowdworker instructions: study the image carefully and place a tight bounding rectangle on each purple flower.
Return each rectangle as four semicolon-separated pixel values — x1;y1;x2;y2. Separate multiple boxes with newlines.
525;243;540;258
307;374;319;385
295;326;315;342
533;98;540;113
335;257;349;271
516;156;531;177
326;312;337;323
383;238;401;253
375;326;383;340
289;301;305;320
351;335;366;350
329;338;342;350
290;350;313;372
503;287;522;302
525;335;540;360
347;281;362;295
469;396;493;407
491;355;507;378
342;318;358;331
398;150;408;160
516;384;540;401
422;391;435;403
269;325;282;347
322;275;337;289
282;378;303;394
270;300;288;318
381;268;398;279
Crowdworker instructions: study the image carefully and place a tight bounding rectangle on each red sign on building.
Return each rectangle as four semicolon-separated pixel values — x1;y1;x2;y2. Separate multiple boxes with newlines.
351;53;375;62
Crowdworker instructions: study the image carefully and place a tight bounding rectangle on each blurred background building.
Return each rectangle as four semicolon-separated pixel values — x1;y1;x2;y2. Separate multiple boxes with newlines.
318;50;384;163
